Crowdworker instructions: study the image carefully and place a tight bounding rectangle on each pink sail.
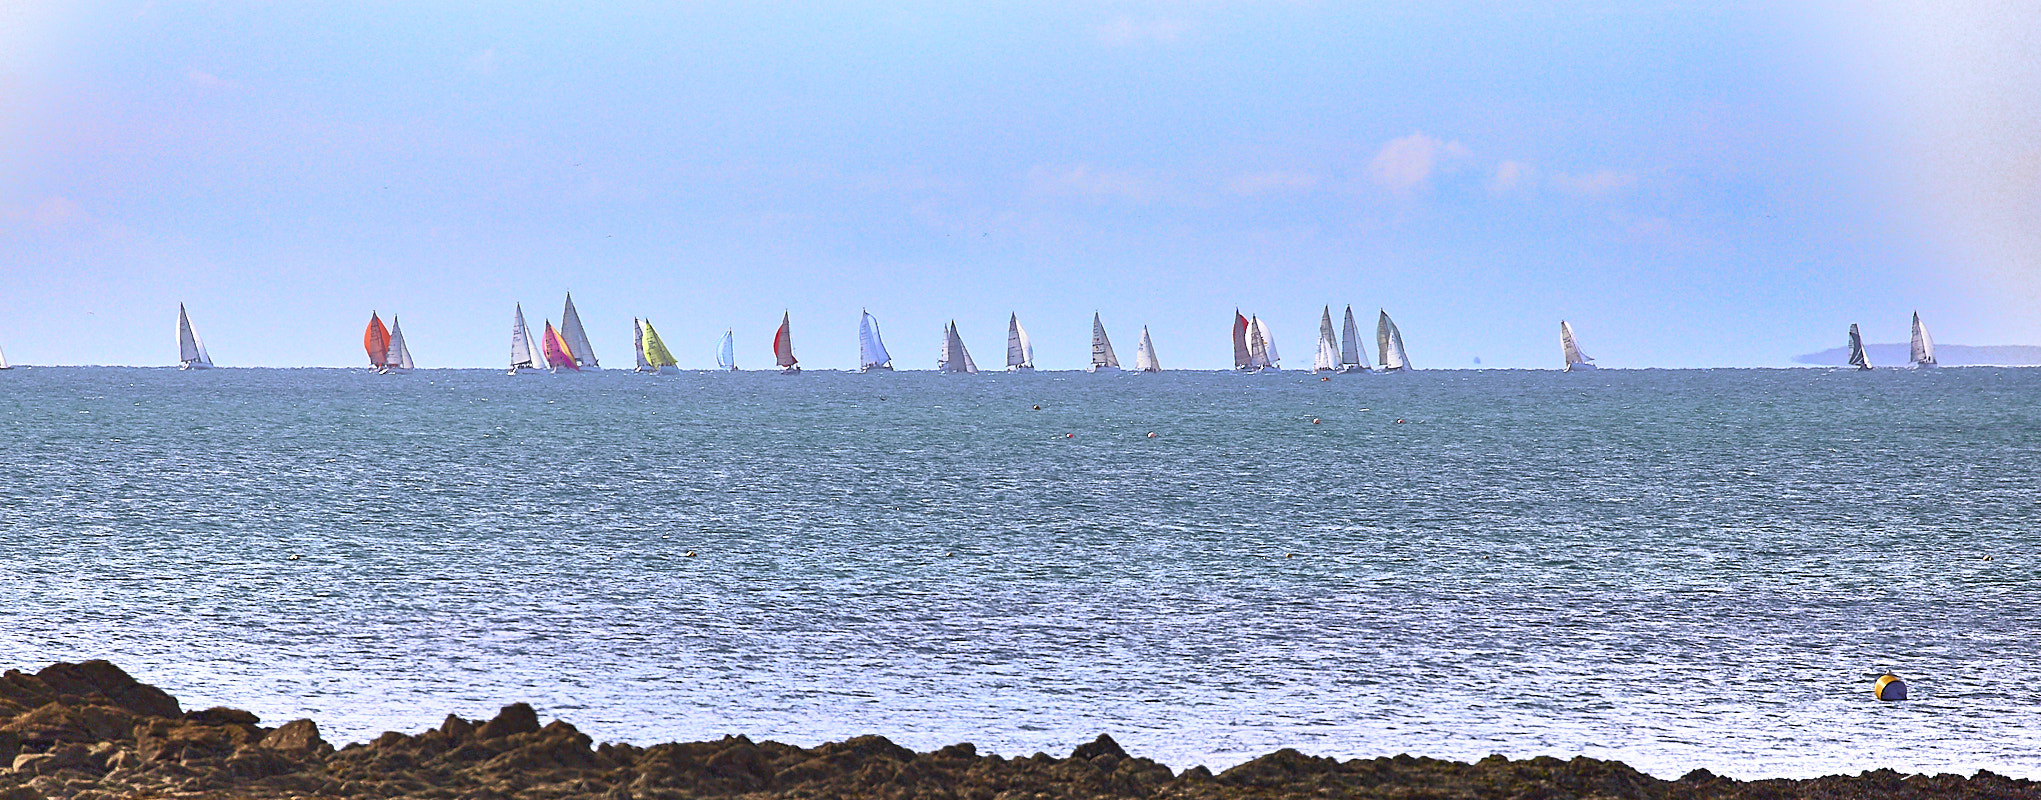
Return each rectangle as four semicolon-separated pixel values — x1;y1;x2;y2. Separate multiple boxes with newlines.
773;312;796;368
543;321;578;371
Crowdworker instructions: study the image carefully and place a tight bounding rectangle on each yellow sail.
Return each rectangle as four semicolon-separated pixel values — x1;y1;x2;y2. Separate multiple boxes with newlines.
640;319;679;368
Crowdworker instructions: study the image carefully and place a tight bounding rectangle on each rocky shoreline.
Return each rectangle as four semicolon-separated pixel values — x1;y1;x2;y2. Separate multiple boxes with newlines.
1;661;2033;799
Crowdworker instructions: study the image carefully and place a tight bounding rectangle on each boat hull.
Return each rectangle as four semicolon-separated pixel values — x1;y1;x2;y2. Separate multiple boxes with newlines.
1007;366;1034;373
1088;366;1121;374
779;366;801;375
860;365;893;373
1565;362;1597;372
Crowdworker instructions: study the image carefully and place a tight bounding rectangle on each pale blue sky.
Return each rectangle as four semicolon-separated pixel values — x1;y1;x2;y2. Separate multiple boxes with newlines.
2;2;2036;368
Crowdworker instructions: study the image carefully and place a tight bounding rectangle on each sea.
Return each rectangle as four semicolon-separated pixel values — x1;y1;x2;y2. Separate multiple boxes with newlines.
3;366;2038;779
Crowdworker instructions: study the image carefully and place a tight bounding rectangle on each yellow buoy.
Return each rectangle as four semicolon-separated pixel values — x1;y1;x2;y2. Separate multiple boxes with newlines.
1874;673;1907;701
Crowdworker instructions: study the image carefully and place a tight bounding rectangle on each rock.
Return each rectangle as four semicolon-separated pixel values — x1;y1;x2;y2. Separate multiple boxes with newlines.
1070;733;1128;762
441;714;475;742
0;786;39;800
476;703;539;740
184;707;259;727
258;718;326;755
30;662;179;719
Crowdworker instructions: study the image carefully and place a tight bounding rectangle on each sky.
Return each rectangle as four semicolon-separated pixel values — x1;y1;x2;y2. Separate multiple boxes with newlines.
2;1;2036;369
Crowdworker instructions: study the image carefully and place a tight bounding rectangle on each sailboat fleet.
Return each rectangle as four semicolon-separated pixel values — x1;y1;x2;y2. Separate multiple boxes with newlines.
31;296;1954;372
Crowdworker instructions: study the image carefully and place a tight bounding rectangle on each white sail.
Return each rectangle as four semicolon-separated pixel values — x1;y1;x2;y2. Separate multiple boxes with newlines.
560;292;598;369
177;303;214;369
633;318;653;372
509;304;537;372
1910;311;1937;367
859;310;893;371
1377;310;1411;371
717;330;736;370
388;316;415;372
1006;313;1034;371
773;312;798;373
0;343;9;369
1135;326;1160;372
1561;320;1595;371
939;321;978;374
1255;316;1280;370
1314;306;1338;372
1246;315;1270;369
1339;306;1367;372
1090;313;1120;371
1848;323;1871;370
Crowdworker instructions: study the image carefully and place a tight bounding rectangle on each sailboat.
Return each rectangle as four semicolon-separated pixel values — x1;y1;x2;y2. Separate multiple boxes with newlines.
1313;306;1339;373
542;320;578;372
859;310;893;372
508;304;541;375
1232;310;1253;371
560;292;598;369
1245;315;1279;371
1338;306;1368;373
1134;326;1161;372
1847;324;1872;371
364;313;390;371
773;312;799;374
637;319;679;373
716;330;737;371
1006;313;1035;372
177;303;215;370
1089;313;1121;373
0;343;9;370
1910;311;1937;368
1560;320;1595;371
1377;310;1412;372
938;321;978;374
385;317;416;373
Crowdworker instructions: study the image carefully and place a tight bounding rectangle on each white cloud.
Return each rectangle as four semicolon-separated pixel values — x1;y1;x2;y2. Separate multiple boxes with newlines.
1551;170;1638;196
1229;171;1320;195
1490;160;1535;193
1367;133;1466;193
1026;164;1151;202
1090;17;1190;47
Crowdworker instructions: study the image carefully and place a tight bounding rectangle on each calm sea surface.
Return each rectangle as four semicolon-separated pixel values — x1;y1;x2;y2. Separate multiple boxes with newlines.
3;366;2038;778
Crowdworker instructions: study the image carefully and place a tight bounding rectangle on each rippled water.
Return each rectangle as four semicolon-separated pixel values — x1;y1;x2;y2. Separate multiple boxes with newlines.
3;366;2039;778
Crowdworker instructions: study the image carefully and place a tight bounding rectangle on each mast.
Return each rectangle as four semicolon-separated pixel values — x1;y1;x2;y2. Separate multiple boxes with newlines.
1232;310;1251;370
1340;305;1366;371
1135;326;1160;372
542;320;578;371
860;310;893;371
1246;315;1269;370
364;313;390;369
177;303;214;369
633;318;653;372
388;316;415;372
1314;306;1338;373
1090;313;1120;371
560;292;598;369
510;304;536;372
717;330;736;370
1848;323;1871;370
1377;310;1410;371
1910;311;1937;367
773;312;798;372
1560;320;1594;371
1007;313;1034;371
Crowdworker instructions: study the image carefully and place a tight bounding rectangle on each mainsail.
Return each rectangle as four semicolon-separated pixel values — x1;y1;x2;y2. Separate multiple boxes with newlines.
542;321;578;371
560;292;598;369
717;330;736;371
1910;311;1937;367
1006;313;1034;371
509;304;538;373
859;310;893;371
773;312;798;373
364;313;391;369
939;321;978;374
1090;313;1120;371
1232;310;1252;371
1377;310;1411;371
1560;320;1594;371
177;303;214;370
0;343;9;369
1246;316;1270;370
1135;326;1160;372
387;316;415;372
633;319;651;372
1314;306;1338;373
1254;316;1280;370
640;319;678;371
1847;323;1871;370
1339;305;1367;372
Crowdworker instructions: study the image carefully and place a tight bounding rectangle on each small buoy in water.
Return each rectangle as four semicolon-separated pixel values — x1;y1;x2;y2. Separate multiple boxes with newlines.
1875;673;1908;701
1983;555;1993;561
287;554;301;561
1146;432;1157;438
1396;419;1406;424
684;550;697;558
1320;376;1329;382
1312;418;1320;424
1065;433;1075;438
1285;553;1295;559
1032;404;1041;410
